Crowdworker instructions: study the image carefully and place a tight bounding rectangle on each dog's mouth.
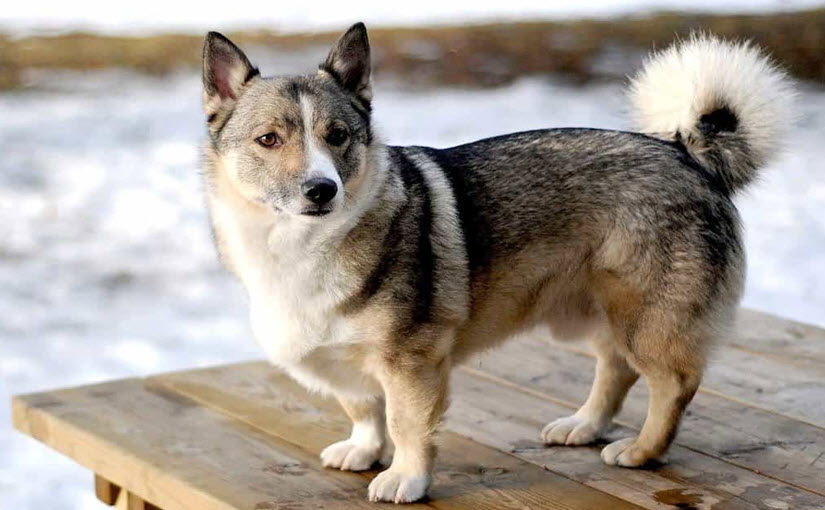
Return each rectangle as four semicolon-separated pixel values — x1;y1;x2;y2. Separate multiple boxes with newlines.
300;208;332;217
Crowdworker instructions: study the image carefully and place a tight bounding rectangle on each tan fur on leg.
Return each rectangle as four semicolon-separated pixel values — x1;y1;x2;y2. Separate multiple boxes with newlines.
601;368;700;466
368;348;451;503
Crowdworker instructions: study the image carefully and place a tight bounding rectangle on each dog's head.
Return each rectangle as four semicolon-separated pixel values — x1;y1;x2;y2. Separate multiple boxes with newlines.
202;23;375;218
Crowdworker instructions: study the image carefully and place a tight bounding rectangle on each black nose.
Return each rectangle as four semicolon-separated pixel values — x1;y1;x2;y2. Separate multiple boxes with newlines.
301;177;338;205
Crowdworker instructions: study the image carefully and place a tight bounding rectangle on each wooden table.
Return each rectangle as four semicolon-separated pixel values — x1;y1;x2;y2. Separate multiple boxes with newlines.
12;309;825;509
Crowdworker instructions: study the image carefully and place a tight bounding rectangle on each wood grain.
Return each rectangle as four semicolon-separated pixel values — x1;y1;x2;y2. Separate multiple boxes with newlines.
466;335;825;496
154;361;825;510
451;368;825;510
734;309;825;367
150;365;646;510
553;309;825;427
12;379;391;510
12;308;825;510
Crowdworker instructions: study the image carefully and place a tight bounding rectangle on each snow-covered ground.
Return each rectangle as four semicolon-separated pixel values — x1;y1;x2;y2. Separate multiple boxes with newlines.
1;65;823;508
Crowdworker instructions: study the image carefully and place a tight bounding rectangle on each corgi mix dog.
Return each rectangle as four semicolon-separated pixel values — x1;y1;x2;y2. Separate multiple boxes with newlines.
200;23;793;503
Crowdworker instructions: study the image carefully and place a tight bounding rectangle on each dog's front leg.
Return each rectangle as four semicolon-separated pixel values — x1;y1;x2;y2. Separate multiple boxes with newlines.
368;344;451;503
322;395;387;471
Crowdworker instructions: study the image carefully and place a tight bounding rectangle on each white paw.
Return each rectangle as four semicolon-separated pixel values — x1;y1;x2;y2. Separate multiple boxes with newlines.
320;439;381;471
541;414;605;446
368;469;430;503
600;437;658;467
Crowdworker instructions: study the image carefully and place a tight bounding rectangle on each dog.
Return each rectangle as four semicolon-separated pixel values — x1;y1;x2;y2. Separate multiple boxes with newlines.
200;23;793;503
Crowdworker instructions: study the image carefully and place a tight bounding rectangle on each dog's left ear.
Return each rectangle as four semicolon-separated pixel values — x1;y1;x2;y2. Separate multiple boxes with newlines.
202;31;259;117
320;22;372;107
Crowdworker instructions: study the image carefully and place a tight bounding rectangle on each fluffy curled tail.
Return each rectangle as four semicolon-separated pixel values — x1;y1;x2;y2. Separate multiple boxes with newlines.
629;34;795;193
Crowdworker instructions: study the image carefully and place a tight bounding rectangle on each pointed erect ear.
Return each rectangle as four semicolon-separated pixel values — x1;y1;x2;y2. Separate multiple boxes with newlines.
202;32;259;116
319;22;372;106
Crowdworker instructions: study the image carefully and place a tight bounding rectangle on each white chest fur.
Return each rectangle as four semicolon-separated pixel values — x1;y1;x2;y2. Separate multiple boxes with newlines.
209;195;377;397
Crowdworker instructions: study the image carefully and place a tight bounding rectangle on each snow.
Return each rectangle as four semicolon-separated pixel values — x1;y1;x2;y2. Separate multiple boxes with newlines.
1;67;823;508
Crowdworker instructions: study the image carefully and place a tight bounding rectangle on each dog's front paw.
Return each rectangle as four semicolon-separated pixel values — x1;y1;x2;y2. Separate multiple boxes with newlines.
321;439;381;471
368;469;430;503
601;437;663;467
542;414;605;446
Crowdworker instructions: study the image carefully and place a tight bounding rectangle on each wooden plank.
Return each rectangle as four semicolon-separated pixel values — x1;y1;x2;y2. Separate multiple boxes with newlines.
154;361;825;510
12;378;392;510
95;474;122;505
734;309;825;367
699;344;825;427
150;363;646;510
467;336;825;496
450;368;825;510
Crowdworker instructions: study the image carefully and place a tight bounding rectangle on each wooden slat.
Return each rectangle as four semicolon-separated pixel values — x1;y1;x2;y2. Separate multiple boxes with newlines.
14;307;823;509
12;379;391;510
467;336;825;496
734;309;825;367
154;362;825;510
450;368;825;510
150;364;646;510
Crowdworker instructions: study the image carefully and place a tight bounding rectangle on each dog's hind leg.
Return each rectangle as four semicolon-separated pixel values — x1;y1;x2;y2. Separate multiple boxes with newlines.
542;327;639;446
600;311;705;467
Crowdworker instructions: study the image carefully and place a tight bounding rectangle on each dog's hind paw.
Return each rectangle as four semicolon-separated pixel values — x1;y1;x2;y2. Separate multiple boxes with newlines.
320;439;382;471
368;469;430;503
542;414;605;446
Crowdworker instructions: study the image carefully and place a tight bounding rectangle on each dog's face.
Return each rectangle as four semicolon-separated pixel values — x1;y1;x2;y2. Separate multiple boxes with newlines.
202;24;374;218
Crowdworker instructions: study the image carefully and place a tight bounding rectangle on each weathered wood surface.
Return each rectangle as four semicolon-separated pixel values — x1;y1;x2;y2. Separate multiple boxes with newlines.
13;369;643;509
12;308;825;510
468;337;825;494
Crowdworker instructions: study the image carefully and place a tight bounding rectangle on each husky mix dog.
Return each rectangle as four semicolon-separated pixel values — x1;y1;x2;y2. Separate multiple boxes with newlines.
200;23;793;503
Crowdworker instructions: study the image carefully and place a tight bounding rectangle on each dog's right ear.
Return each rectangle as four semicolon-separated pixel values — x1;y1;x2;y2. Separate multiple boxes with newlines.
202;32;259;118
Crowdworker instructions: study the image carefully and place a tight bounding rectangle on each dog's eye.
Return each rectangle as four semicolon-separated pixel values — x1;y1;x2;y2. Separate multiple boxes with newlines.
326;126;349;147
256;133;280;148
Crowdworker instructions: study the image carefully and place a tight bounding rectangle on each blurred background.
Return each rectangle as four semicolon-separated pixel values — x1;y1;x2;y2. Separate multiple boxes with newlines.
2;1;824;508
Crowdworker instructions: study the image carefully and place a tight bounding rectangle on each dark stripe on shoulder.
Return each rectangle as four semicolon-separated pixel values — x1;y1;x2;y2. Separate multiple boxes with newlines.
419;146;493;277
394;149;436;325
340;206;406;316
340;148;436;327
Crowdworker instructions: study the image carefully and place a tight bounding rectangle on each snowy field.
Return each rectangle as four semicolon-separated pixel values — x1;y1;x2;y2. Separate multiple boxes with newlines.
1;63;824;508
